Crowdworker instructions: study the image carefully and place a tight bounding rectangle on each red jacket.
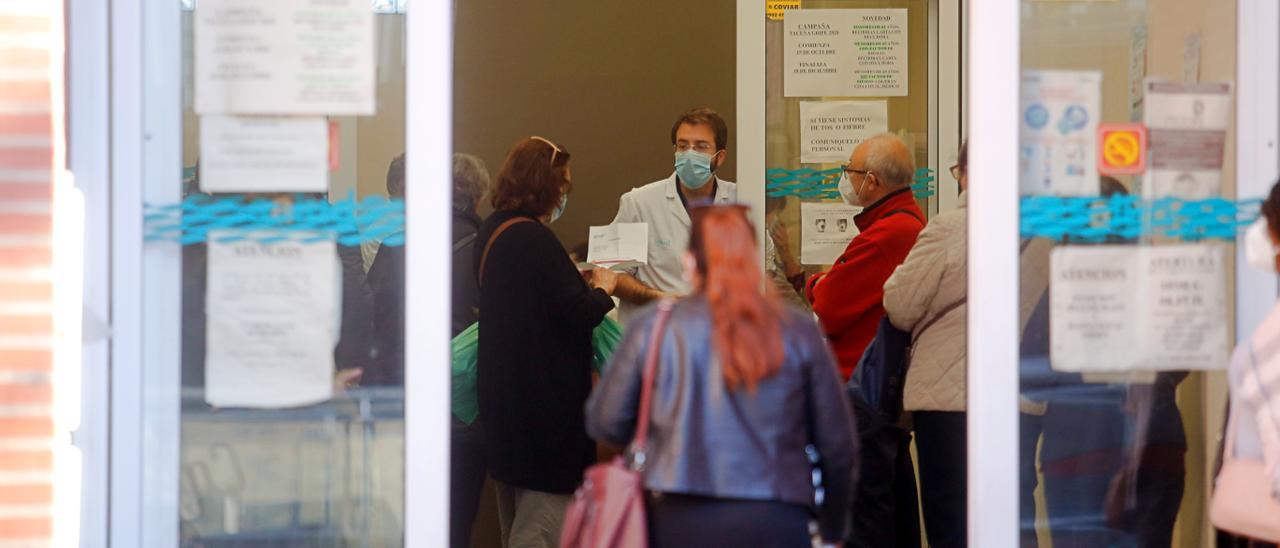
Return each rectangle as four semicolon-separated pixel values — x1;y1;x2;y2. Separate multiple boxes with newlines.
806;189;924;380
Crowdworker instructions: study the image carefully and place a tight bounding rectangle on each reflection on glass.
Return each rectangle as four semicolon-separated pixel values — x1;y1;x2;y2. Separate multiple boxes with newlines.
1017;1;1235;546
175;8;408;547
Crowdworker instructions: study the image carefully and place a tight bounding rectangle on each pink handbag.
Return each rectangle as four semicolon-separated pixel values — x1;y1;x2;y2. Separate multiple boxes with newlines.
1210;346;1280;543
560;300;674;548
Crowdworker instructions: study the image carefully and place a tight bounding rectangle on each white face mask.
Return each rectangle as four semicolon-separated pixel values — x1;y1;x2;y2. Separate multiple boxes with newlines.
838;173;858;205
1245;217;1279;273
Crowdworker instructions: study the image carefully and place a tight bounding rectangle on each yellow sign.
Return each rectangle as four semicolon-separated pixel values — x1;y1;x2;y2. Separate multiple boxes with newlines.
1097;123;1147;175
1103;132;1139;167
767;0;801;21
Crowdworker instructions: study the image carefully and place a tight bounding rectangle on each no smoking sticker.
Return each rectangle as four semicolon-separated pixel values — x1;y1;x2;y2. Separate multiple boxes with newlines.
1098;123;1148;176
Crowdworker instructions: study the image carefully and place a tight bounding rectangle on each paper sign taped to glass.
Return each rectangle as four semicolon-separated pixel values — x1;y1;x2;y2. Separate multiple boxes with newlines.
1142;81;1231;200
783;9;908;97
1050;244;1228;372
205;232;341;408
195;0;376;115
586;223;648;270
801;202;861;265
1020;70;1102;196
799;100;888;164
199;115;330;193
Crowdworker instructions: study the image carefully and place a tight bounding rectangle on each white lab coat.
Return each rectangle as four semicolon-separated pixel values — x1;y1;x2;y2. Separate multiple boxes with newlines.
611;172;736;323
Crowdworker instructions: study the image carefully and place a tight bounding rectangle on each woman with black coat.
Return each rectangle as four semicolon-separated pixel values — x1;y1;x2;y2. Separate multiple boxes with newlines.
474;136;619;547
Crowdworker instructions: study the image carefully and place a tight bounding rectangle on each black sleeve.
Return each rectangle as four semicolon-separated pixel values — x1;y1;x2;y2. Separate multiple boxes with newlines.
524;226;614;331
335;244;374;372
801;316;858;542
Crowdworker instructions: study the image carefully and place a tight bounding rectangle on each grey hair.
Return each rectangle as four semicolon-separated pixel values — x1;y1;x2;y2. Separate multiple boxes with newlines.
453;153;491;213
862;133;915;189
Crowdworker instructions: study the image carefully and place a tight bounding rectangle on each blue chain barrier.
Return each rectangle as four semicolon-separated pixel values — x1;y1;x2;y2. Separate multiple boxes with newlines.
144;193;405;246
766;167;937;200
1020;195;1261;242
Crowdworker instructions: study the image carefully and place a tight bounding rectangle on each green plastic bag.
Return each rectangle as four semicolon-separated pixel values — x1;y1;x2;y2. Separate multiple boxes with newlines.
450;317;625;425
450;322;481;424
591;316;623;373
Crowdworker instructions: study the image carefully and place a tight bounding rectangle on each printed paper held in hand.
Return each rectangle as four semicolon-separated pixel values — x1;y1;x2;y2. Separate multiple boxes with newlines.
586;223;648;270
205;233;341;408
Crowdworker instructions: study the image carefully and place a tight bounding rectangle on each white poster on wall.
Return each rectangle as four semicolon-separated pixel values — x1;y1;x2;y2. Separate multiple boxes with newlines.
1142;81;1231;200
205;234;341;408
1050;244;1228;373
195;0;376;115
1020;70;1101;196
799;101;888;164
801;202;861;265
199;115;329;193
784;9;908;97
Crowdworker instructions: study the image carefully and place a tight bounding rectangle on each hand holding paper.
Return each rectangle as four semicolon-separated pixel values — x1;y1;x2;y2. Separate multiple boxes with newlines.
585;223;649;270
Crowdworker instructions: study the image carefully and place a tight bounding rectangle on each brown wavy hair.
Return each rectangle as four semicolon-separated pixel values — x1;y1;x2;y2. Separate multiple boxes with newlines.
490;137;572;216
688;206;784;391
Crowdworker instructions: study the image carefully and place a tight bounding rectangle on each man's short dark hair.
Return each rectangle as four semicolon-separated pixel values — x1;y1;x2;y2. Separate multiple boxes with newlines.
670;107;729;151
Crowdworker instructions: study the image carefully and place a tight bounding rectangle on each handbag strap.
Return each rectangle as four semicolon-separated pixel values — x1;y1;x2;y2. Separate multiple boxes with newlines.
453;232;478;254
884;207;925;226
908;240;1035;344
477;217;534;287
912;297;966;345
629;299;676;469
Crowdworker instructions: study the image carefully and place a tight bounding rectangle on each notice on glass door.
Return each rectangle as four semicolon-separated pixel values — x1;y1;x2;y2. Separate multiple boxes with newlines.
784;9;908;97
1020;70;1102;196
195;0;375;115
1140;244;1228;370
1050;244;1228;373
799;100;887;164
801;202;861;265
1142;81;1231;200
199;115;329;193
205;234;341;408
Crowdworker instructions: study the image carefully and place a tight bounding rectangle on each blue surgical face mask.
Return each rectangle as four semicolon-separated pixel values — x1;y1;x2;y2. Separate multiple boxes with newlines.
674;150;715;190
550;193;568;223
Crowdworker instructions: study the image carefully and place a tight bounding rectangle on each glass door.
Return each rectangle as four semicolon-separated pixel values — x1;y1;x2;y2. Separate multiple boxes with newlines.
969;0;1278;546
746;0;948;311
108;0;455;545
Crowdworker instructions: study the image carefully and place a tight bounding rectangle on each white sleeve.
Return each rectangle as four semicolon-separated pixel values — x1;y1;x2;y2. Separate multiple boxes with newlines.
612;191;640;225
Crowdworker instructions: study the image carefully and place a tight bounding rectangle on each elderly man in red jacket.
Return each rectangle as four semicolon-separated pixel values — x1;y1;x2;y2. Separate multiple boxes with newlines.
806;133;925;380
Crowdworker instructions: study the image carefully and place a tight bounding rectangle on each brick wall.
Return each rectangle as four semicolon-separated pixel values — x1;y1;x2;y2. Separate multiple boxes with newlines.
0;1;61;546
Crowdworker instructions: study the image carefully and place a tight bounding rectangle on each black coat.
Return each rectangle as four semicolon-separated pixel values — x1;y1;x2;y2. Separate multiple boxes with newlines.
365;209;483;386
474;210;614;493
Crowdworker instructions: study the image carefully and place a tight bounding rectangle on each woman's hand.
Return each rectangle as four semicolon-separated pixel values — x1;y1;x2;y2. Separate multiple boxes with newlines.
590;267;619;295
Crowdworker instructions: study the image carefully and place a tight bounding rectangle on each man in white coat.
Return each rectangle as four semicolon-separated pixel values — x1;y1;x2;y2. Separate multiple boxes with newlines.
610;107;737;323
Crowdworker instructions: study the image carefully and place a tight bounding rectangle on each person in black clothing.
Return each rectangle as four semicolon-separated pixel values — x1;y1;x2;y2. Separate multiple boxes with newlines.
365;152;494;548
474;136;619;547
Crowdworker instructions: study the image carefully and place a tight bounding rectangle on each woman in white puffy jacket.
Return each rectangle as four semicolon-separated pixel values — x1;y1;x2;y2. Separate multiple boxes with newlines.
881;142;969;548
